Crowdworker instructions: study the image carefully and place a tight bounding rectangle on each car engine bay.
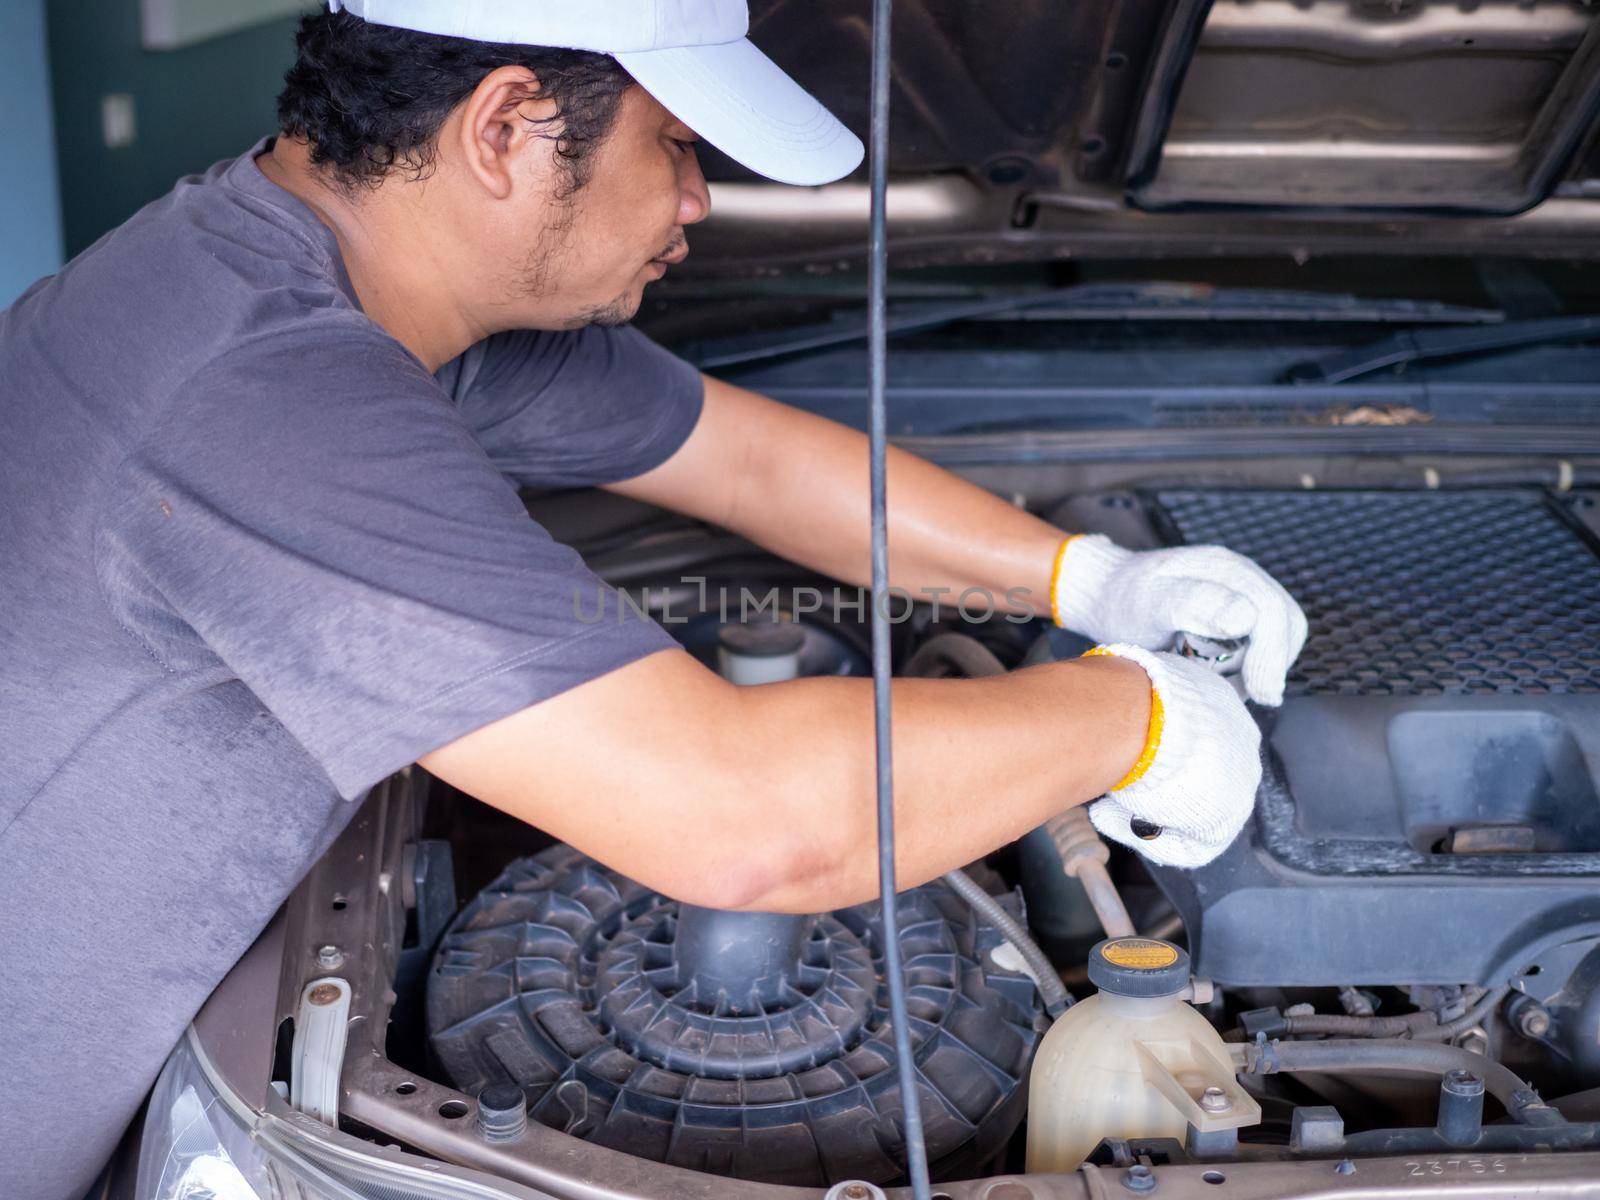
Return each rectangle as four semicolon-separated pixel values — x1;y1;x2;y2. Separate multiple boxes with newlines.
201;454;1600;1199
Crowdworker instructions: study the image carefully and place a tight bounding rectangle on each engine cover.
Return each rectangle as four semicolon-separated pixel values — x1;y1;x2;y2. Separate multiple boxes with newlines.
426;847;1041;1186
1053;487;1600;989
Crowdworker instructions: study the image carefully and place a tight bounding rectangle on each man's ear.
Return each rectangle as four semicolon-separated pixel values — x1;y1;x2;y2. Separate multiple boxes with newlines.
453;64;559;200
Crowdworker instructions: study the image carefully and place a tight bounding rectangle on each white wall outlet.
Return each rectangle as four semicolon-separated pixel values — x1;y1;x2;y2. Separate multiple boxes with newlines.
101;93;137;150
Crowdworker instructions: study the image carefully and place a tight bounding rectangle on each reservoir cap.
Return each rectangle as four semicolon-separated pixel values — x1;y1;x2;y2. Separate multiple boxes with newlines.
1088;937;1190;998
718;619;805;659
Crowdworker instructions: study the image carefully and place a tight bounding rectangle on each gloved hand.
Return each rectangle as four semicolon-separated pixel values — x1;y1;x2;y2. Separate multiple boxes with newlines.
1052;534;1308;706
1084;643;1262;869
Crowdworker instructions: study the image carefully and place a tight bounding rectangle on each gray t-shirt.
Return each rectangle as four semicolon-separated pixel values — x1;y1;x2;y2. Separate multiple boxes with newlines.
0;141;702;1198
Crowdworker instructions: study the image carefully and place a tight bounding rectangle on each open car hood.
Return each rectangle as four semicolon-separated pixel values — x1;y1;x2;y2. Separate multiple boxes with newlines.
681;0;1600;273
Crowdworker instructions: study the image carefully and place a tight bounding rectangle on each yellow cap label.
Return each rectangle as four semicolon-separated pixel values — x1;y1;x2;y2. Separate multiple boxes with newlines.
1101;939;1180;970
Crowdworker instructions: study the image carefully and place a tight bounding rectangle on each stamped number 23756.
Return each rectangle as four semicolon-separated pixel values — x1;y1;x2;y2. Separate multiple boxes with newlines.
1403;1159;1507;1178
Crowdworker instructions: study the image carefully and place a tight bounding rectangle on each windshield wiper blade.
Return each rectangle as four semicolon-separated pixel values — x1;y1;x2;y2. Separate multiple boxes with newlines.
694;282;1116;370
1286;314;1600;385
980;287;1502;327
691;284;1501;372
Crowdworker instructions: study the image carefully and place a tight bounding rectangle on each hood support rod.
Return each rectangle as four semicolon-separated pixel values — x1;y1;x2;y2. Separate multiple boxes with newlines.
866;0;932;1195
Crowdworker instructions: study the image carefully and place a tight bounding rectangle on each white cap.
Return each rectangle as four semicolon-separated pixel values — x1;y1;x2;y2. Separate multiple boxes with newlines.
325;0;864;186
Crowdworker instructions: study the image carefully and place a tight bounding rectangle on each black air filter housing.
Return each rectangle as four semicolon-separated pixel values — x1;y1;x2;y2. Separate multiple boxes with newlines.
426;846;1041;1187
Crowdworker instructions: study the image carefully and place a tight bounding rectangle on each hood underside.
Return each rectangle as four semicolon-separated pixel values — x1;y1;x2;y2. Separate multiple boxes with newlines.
681;0;1600;272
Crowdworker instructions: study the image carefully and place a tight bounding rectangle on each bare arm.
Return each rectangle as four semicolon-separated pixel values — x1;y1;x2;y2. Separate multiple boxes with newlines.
608;375;1067;616
421;648;1148;913
424;377;1149;910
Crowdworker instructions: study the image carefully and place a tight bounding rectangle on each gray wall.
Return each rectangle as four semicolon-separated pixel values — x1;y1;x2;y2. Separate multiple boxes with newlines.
47;0;304;257
1;0;65;306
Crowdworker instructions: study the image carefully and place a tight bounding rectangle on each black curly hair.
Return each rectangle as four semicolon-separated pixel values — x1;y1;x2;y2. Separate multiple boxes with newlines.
277;11;634;195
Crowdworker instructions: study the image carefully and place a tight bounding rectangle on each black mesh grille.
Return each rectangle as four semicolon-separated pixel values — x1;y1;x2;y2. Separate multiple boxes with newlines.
1153;489;1600;696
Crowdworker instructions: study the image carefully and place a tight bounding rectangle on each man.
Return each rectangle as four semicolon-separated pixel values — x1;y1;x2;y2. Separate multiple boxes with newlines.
0;2;1305;1195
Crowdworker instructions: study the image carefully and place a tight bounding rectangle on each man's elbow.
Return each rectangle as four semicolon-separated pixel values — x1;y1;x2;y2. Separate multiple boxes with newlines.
668;826;859;914
627;681;872;913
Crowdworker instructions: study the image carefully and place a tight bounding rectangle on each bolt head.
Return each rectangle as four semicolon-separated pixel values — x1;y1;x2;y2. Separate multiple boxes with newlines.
1122;1164;1157;1193
1200;1086;1232;1113
1519;1007;1551;1038
308;983;341;1006
316;945;344;969
842;1187;870;1200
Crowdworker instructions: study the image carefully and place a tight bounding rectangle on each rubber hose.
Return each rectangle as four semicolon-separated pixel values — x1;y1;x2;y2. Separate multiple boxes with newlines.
1284;1012;1437;1038
1045;807;1137;939
1281;986;1511;1041
1414;986;1512;1043
903;633;1008;680
1234;1039;1532;1111
943;867;1071;1018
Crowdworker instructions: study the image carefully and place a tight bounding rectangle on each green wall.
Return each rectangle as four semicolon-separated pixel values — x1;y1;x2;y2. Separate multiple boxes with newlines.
47;1;305;257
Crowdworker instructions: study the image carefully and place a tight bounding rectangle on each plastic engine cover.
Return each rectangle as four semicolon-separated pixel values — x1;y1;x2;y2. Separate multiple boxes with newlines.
426;846;1042;1186
1048;487;1600;989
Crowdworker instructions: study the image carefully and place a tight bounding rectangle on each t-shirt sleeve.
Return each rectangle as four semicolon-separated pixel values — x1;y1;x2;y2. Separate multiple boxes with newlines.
105;326;679;800
440;324;704;489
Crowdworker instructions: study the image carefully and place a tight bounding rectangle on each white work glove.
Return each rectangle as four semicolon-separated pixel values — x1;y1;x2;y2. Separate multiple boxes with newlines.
1052;534;1308;707
1085;643;1263;869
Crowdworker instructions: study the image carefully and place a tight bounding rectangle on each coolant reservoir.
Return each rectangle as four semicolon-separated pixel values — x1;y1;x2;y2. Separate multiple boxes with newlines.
716;618;804;685
1026;937;1259;1172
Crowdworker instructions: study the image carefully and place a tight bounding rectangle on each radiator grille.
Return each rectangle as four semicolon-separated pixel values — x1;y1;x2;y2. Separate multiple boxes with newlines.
1153;489;1600;696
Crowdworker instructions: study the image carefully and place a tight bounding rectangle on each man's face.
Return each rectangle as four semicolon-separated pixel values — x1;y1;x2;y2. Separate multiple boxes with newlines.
513;86;711;330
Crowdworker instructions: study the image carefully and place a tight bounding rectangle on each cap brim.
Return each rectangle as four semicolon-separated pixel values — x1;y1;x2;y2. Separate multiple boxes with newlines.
613;38;863;187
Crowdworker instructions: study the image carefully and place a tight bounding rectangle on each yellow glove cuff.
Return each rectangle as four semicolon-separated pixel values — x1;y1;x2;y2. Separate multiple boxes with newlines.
1048;533;1084;627
1084;646;1166;791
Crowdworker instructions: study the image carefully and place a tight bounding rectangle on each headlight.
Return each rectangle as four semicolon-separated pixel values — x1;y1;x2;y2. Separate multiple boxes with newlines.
135;1030;527;1200
136;1030;362;1200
